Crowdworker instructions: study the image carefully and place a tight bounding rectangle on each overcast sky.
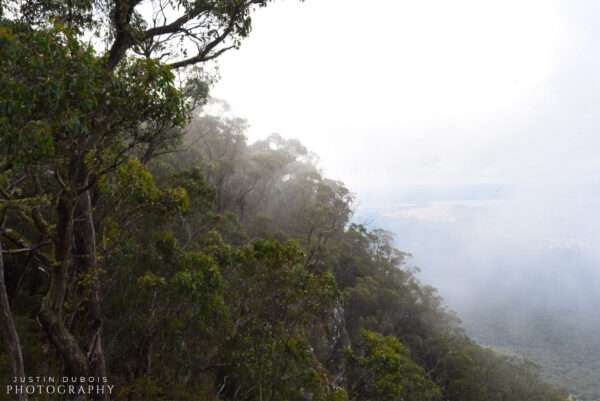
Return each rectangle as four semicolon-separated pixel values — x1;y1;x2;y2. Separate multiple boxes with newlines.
212;0;600;309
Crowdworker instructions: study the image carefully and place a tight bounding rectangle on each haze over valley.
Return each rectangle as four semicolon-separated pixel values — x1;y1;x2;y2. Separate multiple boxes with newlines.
213;1;600;399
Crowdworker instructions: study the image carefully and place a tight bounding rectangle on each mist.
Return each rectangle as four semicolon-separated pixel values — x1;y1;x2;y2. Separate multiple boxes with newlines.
212;0;600;398
213;0;600;310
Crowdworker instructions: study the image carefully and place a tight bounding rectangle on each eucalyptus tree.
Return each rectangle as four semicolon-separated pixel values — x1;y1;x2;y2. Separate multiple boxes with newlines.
0;0;285;393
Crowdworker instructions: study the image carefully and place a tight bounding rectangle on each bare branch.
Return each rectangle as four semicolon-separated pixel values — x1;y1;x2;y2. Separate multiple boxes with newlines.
142;5;210;39
168;45;235;69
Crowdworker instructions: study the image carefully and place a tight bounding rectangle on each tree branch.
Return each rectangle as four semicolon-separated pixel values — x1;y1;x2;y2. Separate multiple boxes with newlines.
142;5;209;39
168;45;235;69
0;239;28;401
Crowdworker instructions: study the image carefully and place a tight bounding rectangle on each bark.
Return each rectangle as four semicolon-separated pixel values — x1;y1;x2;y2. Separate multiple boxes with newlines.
106;0;136;70
0;240;28;401
38;194;90;378
74;182;108;401
106;0;245;70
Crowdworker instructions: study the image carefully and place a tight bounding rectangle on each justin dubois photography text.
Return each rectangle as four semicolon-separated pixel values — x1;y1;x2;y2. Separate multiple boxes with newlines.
6;377;114;397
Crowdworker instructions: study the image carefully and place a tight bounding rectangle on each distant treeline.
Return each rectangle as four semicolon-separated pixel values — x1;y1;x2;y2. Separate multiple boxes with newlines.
465;299;600;401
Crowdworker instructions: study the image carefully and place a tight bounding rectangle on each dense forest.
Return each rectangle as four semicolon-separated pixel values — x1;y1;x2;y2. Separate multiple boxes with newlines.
467;306;599;401
462;277;600;401
367;204;600;400
0;1;573;401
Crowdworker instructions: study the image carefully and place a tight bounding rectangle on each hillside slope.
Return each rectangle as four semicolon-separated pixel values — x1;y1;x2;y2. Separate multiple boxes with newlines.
460;256;600;401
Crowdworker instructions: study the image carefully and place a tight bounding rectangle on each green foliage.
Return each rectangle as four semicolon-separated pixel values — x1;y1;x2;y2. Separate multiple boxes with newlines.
347;330;441;401
218;240;340;401
113;158;190;214
466;303;600;401
0;22;187;169
0;23;99;162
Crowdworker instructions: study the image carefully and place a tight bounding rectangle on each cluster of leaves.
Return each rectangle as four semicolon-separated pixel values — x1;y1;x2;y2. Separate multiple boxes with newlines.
0;23;187;167
346;330;442;401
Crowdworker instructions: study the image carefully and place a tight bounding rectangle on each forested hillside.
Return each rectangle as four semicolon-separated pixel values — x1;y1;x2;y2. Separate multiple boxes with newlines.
466;304;600;401
363;208;600;401
0;102;570;400
0;1;571;400
460;257;600;401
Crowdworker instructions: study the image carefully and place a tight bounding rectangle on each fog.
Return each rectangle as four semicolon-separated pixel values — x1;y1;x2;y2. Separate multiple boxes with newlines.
212;0;600;314
214;0;600;394
211;2;600;394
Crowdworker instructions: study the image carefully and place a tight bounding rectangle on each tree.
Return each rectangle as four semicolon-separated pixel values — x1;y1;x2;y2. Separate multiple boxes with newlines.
0;234;27;401
0;0;286;395
3;0;281;71
347;330;441;401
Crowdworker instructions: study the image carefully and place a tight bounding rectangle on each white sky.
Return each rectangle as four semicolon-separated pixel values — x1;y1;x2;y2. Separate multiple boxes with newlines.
212;0;600;306
214;0;570;188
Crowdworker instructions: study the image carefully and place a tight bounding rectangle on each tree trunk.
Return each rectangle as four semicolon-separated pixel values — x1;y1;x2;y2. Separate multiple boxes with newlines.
0;240;28;401
38;194;90;380
74;184;108;401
